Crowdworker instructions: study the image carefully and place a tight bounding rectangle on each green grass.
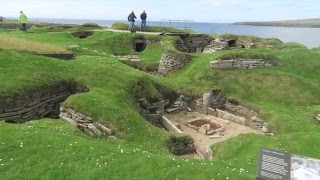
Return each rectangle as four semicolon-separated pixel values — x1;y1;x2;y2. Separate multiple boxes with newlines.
215;50;278;60
0;36;70;53
0;27;320;179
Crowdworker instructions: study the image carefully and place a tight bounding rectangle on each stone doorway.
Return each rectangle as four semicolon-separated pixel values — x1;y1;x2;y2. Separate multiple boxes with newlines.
133;39;147;52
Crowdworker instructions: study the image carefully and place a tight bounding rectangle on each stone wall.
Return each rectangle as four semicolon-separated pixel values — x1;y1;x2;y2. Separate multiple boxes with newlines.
161;116;183;134
60;107;112;137
198;90;270;134
158;52;192;75
210;59;273;69
216;109;247;125
166;136;196;155
0;81;88;123
203;38;254;53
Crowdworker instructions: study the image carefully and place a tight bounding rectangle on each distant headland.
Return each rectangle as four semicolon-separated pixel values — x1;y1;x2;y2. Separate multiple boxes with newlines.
234;18;320;28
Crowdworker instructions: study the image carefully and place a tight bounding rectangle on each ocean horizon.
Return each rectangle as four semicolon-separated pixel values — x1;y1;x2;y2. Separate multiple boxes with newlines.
24;18;320;48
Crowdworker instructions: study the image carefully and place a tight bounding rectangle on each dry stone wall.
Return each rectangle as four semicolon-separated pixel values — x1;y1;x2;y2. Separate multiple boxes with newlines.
210;59;273;69
60;107;112;137
203;38;254;53
0;81;88;123
166;136;196;155
196;90;271;134
158;52;192;75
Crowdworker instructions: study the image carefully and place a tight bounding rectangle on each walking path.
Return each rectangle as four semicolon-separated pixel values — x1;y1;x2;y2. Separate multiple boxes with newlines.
103;28;163;35
94;28;193;36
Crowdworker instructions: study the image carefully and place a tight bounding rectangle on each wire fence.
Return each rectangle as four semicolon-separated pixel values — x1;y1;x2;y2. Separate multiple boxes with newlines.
159;19;195;30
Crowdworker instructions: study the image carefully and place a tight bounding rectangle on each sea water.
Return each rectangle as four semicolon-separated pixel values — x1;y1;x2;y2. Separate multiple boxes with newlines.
30;18;320;48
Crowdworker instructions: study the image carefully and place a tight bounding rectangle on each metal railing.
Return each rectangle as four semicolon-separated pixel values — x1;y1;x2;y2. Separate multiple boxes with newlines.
159;19;195;30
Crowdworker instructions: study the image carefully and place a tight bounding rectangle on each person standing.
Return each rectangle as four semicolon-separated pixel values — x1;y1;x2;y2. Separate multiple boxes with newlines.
140;11;147;32
0;16;3;23
19;11;28;32
127;11;137;32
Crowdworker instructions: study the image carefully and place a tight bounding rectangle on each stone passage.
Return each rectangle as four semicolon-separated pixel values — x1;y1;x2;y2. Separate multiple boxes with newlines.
60;107;113;137
210;59;273;69
174;34;213;53
133;37;147;52
158;52;192;75
0;81;89;123
71;31;94;39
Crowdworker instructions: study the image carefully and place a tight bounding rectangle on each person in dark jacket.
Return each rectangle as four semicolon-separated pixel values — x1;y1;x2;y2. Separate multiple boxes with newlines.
140;11;147;32
128;11;137;31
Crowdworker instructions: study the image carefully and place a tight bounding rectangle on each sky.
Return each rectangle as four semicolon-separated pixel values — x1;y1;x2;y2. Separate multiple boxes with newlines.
0;0;320;23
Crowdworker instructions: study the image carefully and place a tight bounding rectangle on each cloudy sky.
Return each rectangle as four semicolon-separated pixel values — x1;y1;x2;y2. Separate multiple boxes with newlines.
0;0;319;22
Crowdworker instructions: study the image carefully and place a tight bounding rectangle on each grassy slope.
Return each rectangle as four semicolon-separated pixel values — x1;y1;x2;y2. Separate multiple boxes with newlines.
0;29;320;179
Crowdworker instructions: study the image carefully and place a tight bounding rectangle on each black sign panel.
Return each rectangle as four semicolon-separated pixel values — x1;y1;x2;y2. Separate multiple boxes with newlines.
257;148;320;180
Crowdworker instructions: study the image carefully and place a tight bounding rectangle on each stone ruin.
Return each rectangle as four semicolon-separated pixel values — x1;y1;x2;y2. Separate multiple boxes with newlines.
201;90;271;134
112;55;140;62
166;135;196;155
60;107;114;138
137;89;271;157
210;59;274;70
203;38;254;53
173;34;254;54
138;89;270;135
0;81;88;123
138;93;195;127
133;37;147;52
186;117;225;136
158;52;192;75
174;34;213;53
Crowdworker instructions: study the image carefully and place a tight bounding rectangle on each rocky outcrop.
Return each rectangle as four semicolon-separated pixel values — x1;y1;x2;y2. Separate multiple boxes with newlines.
166;136;196;155
203;38;254;53
158;52;192;75
0;81;88;123
59;107;112;137
210;59;273;69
